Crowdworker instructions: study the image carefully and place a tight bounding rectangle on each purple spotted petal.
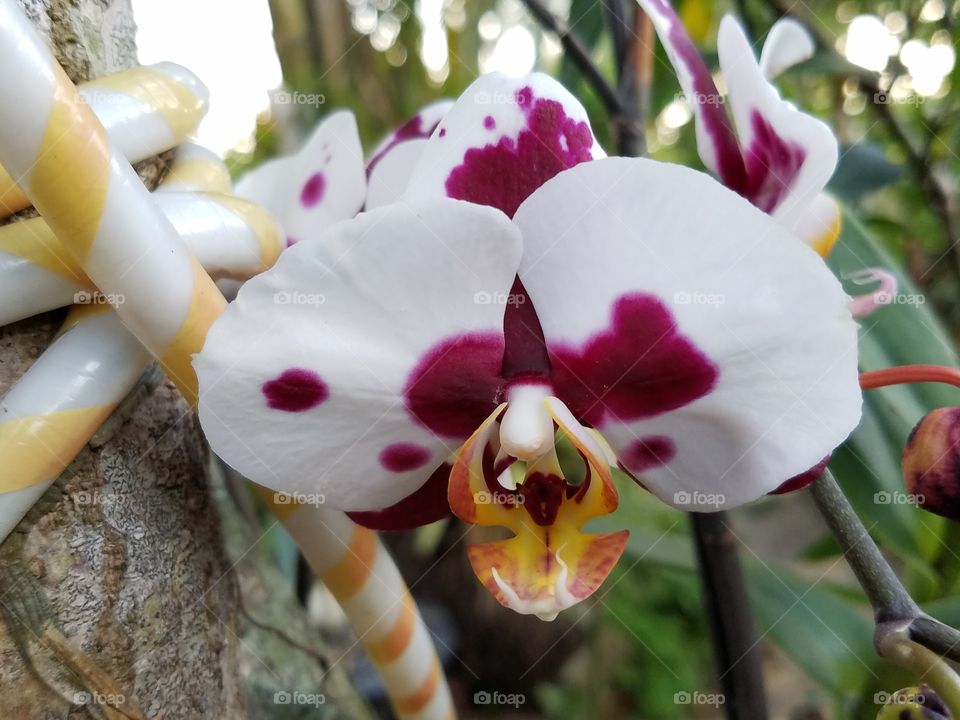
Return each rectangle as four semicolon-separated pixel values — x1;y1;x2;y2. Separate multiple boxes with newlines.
638;0;747;192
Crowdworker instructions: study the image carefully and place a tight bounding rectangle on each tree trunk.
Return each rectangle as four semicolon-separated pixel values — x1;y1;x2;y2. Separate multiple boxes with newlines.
0;3;368;718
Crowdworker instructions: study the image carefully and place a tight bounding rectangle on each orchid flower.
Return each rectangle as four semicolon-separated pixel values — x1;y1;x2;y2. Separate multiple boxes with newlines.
195;73;862;620
639;0;840;257
234;101;452;247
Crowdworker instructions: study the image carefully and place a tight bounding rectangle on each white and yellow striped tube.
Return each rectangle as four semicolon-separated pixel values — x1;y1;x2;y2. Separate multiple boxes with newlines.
0;62;208;218
0;305;151;538
0;6;457;715
0;0;224;405
0;192;282;326
158;142;232;194
270;497;456;720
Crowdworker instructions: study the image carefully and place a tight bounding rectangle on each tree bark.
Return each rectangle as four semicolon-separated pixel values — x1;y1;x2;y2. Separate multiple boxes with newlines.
0;3;367;718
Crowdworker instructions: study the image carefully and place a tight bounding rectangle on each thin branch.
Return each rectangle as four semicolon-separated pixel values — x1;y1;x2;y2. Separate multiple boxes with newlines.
691;512;768;720
809;471;960;664
809;470;919;620
602;0;630;73
519;0;626;120
605;2;652;156
877;620;960;716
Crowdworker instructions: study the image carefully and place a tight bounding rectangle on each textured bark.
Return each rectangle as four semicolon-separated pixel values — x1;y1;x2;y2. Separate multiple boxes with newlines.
0;3;367;718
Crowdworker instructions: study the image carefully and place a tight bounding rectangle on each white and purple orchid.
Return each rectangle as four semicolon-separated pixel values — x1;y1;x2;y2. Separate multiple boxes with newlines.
639;1;841;256
234;100;453;246
195;71;862;620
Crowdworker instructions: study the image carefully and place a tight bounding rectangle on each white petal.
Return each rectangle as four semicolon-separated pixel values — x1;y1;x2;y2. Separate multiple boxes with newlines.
366;100;454;210
759;18;816;80
404;72;604;218
512;157;861;510
236;111;366;246
789;192;841;256
366;138;430;210
195;198;522;512
235;157;289;224
367;99;453;165
717;15;838;233
637;0;747;190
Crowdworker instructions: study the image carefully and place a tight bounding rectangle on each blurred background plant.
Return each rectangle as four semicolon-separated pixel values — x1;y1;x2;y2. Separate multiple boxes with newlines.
129;1;960;717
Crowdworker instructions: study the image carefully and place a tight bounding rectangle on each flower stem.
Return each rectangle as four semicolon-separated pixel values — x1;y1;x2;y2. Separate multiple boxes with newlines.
809;471;960;662
860;364;960;390
809;470;919;620
876;620;960;717
690;512;768;720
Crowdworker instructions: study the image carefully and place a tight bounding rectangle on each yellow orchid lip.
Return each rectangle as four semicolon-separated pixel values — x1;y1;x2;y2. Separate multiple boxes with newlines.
449;397;628;620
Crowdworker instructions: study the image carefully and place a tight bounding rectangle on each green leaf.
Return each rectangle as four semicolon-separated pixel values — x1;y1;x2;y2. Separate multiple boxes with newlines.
744;562;876;692
615;521;877;693
828;143;904;204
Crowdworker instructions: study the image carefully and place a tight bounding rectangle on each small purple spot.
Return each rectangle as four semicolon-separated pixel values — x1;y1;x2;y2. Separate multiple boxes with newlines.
300;172;326;208
483;115;496;130
262;368;328;412
439;128;447;137
380;443;432;472
623;436;676;472
285;236;298;247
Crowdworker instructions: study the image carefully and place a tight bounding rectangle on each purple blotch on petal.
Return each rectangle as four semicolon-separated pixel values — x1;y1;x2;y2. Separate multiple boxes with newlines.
550;293;719;427
444;87;595;218
380;443;433;472
300;172;326;208
262;368;328;412
623;436;677;472
743;110;807;213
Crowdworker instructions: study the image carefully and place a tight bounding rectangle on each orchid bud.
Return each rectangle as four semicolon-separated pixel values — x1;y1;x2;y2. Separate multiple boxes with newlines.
875;685;951;720
902;408;960;522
